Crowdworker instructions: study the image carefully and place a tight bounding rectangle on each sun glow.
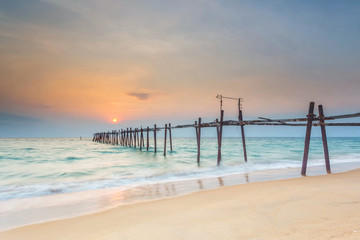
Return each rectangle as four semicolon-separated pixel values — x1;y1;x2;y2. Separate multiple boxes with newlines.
112;118;118;123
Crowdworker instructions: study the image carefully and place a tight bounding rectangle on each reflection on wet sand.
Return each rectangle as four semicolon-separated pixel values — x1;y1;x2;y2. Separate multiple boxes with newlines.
96;170;287;212
218;177;224;187
197;180;204;190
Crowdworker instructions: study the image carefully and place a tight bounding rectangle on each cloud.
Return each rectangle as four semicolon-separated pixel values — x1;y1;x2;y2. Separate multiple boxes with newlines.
0;112;42;126
127;92;150;100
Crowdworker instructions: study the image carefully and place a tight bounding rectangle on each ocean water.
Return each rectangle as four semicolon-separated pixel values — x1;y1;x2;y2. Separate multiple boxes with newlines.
0;137;360;230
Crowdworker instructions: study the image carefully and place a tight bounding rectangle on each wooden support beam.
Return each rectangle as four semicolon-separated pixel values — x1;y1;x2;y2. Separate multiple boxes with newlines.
137;129;140;147
141;128;144;148
121;129;124;146
154;124;157;153
126;128;130;147
134;128;137;148
217;110;224;166
130;128;133;147
147;127;150;151
169;123;173;151
140;128;143;151
196;118;201;166
301;102;315;176
164;124;168;156
319;105;331;174
238;99;247;162
119;130;122;146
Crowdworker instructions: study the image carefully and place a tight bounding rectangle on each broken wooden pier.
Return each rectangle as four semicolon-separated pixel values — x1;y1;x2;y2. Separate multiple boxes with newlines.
93;100;360;176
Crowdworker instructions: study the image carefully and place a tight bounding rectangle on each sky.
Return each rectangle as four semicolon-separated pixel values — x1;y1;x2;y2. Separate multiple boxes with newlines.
0;0;360;137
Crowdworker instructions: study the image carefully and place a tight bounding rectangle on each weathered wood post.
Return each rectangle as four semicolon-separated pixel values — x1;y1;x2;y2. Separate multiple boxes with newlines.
147;127;150;151
154;124;157;153
217;110;224;166
136;128;140;147
301;102;315;176
164;124;168;156
238;99;247;162
134;128;137;148
318;105;331;174
126;128;129;147
124;129;126;146
130;128;134;147
195;118;201;166
119;130;122;146
140;128;143;151
169;123;173;151
122;129;125;146
141;127;144;148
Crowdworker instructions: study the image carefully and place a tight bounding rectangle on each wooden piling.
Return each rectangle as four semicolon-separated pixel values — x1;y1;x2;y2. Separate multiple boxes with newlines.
122;129;125;146
217;110;224;166
164;124;168;156
119;130;122;146
147;127;150;151
122;130;124;146
136;129;140;147
196;118;201;166
238;99;247;162
154;124;157;153
301;102;315;176
134;128;137;148
126;128;129;147
169;123;173;151
319;105;331;174
140;128;143;151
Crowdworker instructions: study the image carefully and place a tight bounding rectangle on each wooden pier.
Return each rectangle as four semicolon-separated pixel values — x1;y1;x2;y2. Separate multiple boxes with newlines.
93;101;360;175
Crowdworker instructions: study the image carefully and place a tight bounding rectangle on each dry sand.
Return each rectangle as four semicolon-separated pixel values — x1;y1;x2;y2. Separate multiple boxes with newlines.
1;169;360;240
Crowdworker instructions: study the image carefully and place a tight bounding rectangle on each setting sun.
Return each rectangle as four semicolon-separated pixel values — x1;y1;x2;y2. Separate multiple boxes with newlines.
112;118;118;123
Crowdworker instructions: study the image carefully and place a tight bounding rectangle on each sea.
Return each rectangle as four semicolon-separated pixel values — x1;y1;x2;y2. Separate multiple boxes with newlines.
0;137;360;231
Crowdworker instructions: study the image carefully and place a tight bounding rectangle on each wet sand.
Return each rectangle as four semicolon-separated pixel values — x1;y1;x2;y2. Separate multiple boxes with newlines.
1;168;360;239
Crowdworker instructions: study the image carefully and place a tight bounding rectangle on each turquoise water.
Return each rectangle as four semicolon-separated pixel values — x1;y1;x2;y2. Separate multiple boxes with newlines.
0;137;360;200
0;137;359;230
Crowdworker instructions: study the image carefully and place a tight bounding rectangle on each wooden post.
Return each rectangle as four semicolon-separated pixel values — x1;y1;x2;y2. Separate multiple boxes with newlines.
122;129;125;146
134;128;137;148
154;124;157;153
141;128;144;148
123;129;125;146
169;123;173;151
217;110;224;166
147;127;150;151
136;129;140;147
196;118;201;166
126;128;129;147
319;105;331;174
301;102;315;176
130;128;135;147
164;124;167;156
140;128;143;151
238;99;247;162
120;130;122;146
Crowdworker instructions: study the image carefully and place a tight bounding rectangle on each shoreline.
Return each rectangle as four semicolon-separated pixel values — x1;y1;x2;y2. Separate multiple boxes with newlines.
1;161;360;235
1;167;360;239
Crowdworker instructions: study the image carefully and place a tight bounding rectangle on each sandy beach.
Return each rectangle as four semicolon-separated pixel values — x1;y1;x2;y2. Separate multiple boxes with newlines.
1;169;359;240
